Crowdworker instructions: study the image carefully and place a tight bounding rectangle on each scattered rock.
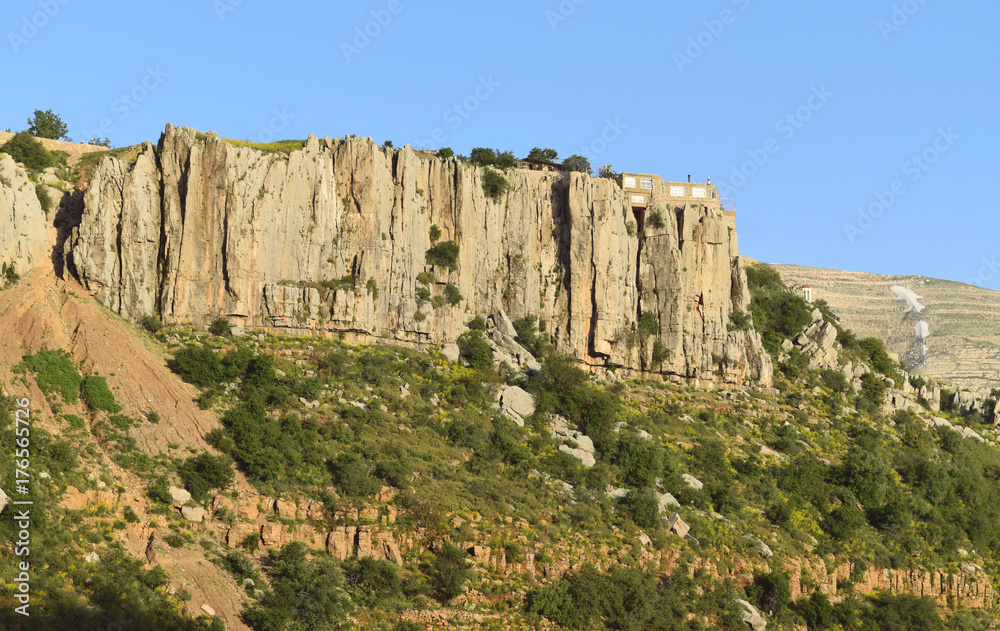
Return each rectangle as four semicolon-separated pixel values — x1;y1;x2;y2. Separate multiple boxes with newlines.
558;444;596;467
84;551;100;564
734;598;767;631
658;493;680;512
0;488;8;514
682;474;704;491
499;386;536;426
639;532;652;546
170;486;192;507
745;535;773;558
201;604;216;616
667;512;690;538
181;506;206;522
441;343;461;363
606;486;629;500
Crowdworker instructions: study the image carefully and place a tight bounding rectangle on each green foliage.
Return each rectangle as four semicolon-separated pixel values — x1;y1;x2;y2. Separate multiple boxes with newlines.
857;337;903;386
466;316;486;331
35;183;52;214
416;271;435;285
27;109;68;139
481;168;510;201
18;348;81;403
179;453;235;501
329;452;381;498
1;131;54;172
746;262;812;356
865;593;943;630
457;330;493;368
796;590;834;629
646;210;665;230
170;344;224;388
527;580;573;626
2;262;19;288
746;569;791;617
366;278;379;300
242;542;345;630
81;375;121;412
562;154;591;174
146;475;173;505
820;368;849;393
526;147;558;163
620;485;661;530
526;355;621;443
429;224;442;243
613;434;662;487
141;314;164;333
513;315;548;357
444;283;463;305
637;311;659;337
729;310;752;331
209;317;232;337
436;147;454;159
469;147;517;169
859;373;888;407
425;240;460;269
88;136;112;148
223;137;307;154
431;543;472;601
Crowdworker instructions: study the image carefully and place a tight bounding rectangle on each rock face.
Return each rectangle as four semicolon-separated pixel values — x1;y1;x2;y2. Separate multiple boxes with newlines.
0;154;49;276
65;125;771;386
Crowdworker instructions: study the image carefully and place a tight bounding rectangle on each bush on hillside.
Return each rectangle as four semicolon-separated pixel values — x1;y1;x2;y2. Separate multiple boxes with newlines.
746;262;812;356
81;375;121;413
1;131;54;172
179;453;235;501
18;349;81;403
27;109;68;140
481;169;510;201
425;241;459;269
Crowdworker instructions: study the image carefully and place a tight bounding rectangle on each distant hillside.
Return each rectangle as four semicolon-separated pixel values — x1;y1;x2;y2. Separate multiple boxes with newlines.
770;263;1000;391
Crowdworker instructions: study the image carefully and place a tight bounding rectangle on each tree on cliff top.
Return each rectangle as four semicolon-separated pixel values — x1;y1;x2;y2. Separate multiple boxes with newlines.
27;109;68;140
0;131;54;173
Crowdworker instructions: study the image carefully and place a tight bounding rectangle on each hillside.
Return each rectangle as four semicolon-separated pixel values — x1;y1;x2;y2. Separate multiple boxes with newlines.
2;127;1000;630
770;264;1000;391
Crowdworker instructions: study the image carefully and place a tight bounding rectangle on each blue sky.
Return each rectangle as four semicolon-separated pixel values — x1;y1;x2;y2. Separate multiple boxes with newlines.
4;0;998;288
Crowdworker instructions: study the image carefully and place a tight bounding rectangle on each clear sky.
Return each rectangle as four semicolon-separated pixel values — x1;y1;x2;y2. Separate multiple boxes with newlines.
4;0;998;288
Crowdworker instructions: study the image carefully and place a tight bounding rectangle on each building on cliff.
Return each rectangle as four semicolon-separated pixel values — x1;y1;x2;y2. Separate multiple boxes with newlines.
622;173;736;231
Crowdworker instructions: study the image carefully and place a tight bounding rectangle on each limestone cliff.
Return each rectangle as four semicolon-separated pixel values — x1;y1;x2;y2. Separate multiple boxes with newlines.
65;124;771;386
0;154;49;276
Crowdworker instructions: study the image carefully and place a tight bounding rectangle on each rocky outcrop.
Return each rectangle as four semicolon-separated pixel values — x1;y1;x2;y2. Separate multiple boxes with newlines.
0;154;49;276
66;125;771;386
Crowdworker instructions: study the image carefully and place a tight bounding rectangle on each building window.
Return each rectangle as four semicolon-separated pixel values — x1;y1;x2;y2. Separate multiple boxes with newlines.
669;186;685;197
728;220;735;227
640;178;653;190
630;195;645;204
623;176;636;189
692;187;707;198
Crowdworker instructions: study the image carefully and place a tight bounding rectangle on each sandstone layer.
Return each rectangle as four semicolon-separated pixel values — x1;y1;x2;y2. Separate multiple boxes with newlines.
51;125;770;385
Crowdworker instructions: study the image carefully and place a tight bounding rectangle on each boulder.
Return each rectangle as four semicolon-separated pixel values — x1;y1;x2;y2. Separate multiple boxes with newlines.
667;512;690;538
658;493;680;512
170;486;192;507
84;551;100;564
182;506;206;522
500;386;537;426
0;487;8;514
558;444;596;468
441;343;461;363
682;474;704;491
734;599;767;631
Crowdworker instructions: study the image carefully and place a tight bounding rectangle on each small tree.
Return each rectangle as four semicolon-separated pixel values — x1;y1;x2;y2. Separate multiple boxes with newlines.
209;317;232;337
481;169;509;201
88;137;112;148
425;241;460;269
27;109;68;140
436;147;454;159
526;147;558;163
0;131;54;172
562;154;591;174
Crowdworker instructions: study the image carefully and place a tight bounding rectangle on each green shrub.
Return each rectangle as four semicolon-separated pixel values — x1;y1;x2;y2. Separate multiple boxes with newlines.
527;580;573;626
2;262;19;288
562;154;591;173
140;314;163;333
0;131;54;172
27;109;68;139
820;368;850;393
18;349;81;403
526;147;558;163
416;271;435;285
621;485;661;530
513;315;548;357
466;316;486;331
425;240;459;269
35;183;52;214
329;452;381;498
613;435;662;487
646;210;665;230
123;506;140;523
146;476;173;505
436;147;454;159
366;278;379;299
63;413;86;430
241;542;345;629
179;453;235;501
746;570;791;617
638;311;658;336
81;375;121;412
481;169;510;201
170;344;224;388
429;224;442;243
431;543;472;602
444;283;463;305
209;317;232;337
457;330;493;368
746;262;812;356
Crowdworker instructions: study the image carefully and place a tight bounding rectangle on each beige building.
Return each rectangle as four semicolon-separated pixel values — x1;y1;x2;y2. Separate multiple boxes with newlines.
622;172;735;230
